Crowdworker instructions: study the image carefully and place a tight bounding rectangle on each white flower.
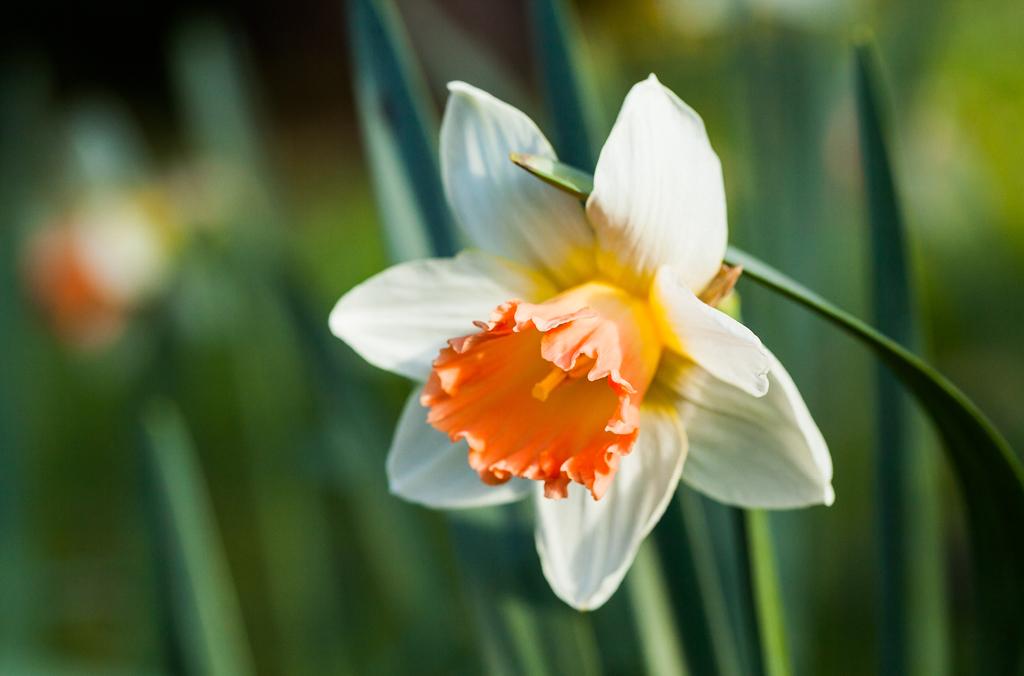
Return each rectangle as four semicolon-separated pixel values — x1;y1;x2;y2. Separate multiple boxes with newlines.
330;75;834;610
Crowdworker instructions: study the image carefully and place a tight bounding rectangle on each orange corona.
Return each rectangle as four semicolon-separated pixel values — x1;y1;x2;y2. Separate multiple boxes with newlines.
422;282;661;500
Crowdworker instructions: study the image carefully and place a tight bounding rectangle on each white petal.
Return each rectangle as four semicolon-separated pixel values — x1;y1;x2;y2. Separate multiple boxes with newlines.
329;251;555;381
387;388;532;509
586;74;727;295
660;351;834;508
535;402;687;610
441;82;595;287
651;266;769;397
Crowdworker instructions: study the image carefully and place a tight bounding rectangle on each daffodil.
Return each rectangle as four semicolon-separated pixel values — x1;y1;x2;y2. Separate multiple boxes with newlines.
26;191;175;349
330;75;834;610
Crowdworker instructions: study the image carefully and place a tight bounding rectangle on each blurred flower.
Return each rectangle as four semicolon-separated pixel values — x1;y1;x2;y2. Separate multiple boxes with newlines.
24;189;177;349
330;75;833;610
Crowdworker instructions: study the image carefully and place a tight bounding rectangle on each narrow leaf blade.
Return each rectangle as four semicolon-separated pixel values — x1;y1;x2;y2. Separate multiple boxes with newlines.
348;0;457;260
0;64;51;661
528;0;599;170
142;401;255;676
855;41;948;676
510;153;593;200
725;245;1024;673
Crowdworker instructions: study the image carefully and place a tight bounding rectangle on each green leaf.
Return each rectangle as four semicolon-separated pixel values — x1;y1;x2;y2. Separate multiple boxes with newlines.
510;153;594;200
727;245;1024;673
513;155;1024;671
0;63;50;662
655;487;746;676
528;0;600;170
142;401;255;676
855;41;948;676
347;0;457;260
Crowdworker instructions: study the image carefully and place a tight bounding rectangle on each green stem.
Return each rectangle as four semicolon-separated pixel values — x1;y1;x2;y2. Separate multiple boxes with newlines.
627;542;690;676
743;512;791;676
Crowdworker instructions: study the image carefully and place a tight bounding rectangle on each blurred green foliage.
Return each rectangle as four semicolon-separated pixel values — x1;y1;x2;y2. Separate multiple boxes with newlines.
1;0;1022;674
